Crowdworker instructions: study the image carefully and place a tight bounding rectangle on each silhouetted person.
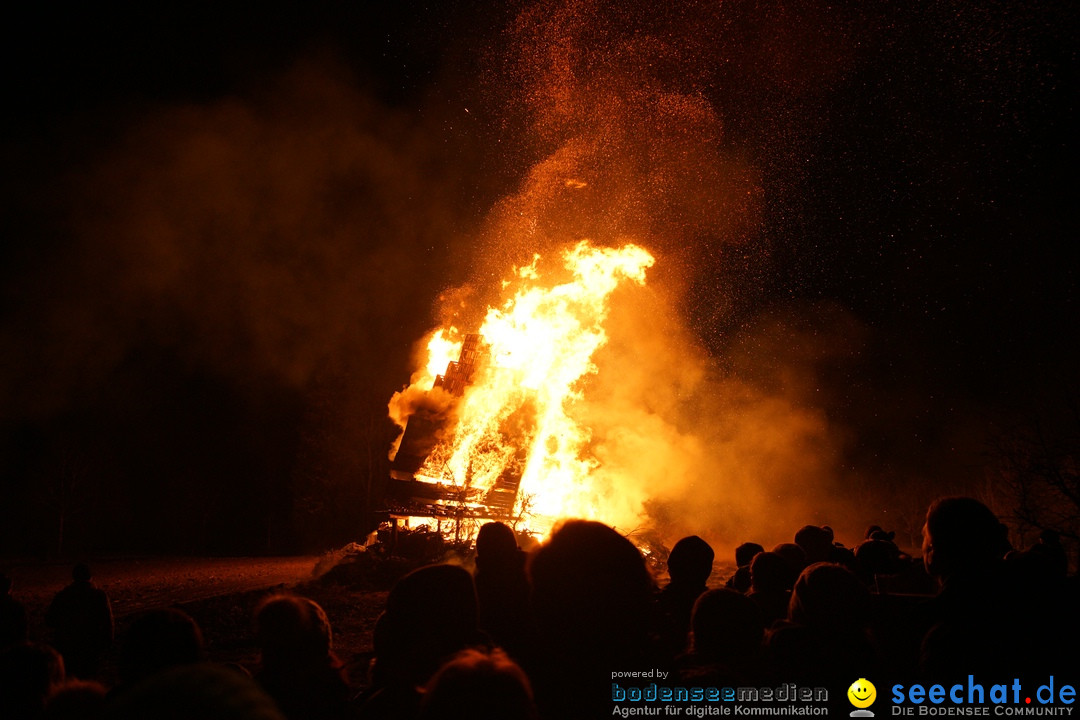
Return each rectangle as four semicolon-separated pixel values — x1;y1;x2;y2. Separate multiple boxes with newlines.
794;524;856;569
921;497;1010;586
528;520;659;720
44;678;107;720
254;595;354;720
105;663;286;720
0;642;65;719
794;525;833;564
770;542;807;578
473;522;533;660
119;608;204;689
360;564;483;720
0;572;29;649
658;535;714;655
1007;529;1069;585
916;496;1050;678
854;538;902;587
747;551;796;627
865;524;895;542
725;542;763;593
766;562;877;711
417;648;538;720
679;589;765;686
787;562;873;634
692;589;765;663
1033;529;1068;578
45;563;113;679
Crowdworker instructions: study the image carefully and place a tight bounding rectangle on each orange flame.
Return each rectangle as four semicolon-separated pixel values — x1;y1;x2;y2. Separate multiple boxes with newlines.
391;240;654;534
419;328;463;392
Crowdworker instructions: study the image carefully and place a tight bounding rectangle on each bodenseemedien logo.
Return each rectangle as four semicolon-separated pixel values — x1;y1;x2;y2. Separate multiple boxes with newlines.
849;678;877;717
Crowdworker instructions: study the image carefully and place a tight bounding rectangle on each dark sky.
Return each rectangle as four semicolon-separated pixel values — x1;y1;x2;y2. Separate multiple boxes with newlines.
0;1;1075;554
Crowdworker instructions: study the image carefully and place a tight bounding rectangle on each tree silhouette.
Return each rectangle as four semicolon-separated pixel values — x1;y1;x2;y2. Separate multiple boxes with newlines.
991;399;1080;566
40;443;98;557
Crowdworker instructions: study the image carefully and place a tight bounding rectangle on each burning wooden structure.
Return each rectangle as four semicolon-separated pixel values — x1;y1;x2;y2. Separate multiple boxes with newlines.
384;334;524;536
382;242;655;542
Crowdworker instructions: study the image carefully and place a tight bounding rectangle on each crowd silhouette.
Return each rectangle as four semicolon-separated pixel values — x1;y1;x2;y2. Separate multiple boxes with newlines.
1;496;1076;719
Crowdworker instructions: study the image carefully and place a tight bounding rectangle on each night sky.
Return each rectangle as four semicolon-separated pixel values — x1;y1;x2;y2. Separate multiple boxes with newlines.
1;1;1075;556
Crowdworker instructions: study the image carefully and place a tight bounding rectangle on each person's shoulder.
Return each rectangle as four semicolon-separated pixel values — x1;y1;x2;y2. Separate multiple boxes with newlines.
52;583;77;599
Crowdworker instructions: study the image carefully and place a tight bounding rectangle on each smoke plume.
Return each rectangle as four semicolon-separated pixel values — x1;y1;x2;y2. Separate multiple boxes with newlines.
399;0;889;552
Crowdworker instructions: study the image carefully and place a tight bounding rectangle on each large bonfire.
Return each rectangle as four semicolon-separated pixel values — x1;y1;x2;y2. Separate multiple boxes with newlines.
388;240;654;537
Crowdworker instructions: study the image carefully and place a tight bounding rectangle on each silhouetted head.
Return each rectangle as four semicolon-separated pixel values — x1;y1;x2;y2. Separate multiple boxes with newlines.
254;595;334;671
922;497;1007;579
379;564;479;684
475;522;522;576
788;563;870;633
771;543;807;575
529;520;653;657
855;539;901;577
120;608;204;686
476;522;518;562
44;678;108;719
866;525;896;542
418;648;537;720
386;564;478;642
735;542;765;568
667;536;715;587
106;663;285;720
691;589;764;662
1038;529;1061;546
72;563;92;583
0;643;65;718
750;551;797;593
794;526;834;564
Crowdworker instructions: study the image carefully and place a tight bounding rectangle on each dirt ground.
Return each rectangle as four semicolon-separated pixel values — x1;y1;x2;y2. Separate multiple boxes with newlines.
9;556;320;615
6;556;388;687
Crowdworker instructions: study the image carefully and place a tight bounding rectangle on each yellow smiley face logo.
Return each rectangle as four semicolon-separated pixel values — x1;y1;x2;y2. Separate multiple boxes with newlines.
848;678;877;708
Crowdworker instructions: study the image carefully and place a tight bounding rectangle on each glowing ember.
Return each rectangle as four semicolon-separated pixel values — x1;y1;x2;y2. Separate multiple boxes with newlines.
389;240;654;534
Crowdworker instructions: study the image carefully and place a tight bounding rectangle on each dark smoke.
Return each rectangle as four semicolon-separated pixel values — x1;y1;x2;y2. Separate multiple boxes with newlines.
0;55;496;553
